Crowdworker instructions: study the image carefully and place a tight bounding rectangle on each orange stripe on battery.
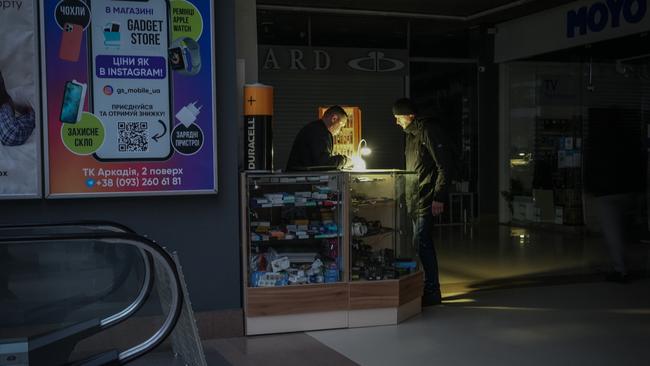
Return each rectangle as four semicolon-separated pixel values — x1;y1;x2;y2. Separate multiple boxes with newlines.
244;85;273;116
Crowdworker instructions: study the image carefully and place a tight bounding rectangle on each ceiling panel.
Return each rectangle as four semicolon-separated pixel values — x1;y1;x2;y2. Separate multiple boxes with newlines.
258;0;582;26
257;0;576;19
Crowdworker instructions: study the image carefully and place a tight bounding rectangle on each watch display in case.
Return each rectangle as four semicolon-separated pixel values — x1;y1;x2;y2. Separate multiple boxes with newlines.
348;170;418;281
245;173;344;288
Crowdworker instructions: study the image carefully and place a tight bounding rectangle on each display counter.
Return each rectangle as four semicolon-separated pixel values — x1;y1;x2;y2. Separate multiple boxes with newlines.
240;170;423;335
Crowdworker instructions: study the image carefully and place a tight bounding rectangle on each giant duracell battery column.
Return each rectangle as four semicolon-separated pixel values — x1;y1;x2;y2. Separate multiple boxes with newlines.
244;84;274;170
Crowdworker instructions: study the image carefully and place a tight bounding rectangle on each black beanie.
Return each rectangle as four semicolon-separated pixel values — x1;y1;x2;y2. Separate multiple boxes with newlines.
392;98;417;116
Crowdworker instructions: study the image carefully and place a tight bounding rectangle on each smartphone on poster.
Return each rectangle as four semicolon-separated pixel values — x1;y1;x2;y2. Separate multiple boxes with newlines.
59;23;84;62
60;80;87;123
87;0;173;161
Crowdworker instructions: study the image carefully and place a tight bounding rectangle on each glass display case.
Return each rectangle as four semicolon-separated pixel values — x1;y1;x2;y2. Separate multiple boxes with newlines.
344;170;423;328
240;171;422;335
347;170;417;281
243;173;344;288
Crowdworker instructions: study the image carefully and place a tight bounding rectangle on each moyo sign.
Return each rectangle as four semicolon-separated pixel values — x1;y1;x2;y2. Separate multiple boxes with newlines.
567;0;647;38
259;46;408;76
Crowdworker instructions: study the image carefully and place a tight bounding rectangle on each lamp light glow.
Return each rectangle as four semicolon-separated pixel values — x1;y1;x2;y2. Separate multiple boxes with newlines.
358;139;372;156
350;155;367;171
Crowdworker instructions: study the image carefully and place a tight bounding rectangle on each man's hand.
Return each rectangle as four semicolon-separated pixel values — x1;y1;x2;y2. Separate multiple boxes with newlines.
431;201;444;216
342;156;353;170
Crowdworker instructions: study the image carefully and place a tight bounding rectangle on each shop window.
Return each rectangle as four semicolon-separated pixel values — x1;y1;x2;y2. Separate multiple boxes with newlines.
502;60;649;226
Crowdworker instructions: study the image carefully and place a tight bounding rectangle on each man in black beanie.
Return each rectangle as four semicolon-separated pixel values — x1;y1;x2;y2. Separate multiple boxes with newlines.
393;97;456;306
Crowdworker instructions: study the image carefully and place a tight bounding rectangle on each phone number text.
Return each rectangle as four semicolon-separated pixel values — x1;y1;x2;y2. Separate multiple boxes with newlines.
95;177;183;188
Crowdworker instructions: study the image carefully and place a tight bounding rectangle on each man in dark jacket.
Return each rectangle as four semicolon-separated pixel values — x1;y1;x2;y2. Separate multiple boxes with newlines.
393;98;456;306
286;105;349;171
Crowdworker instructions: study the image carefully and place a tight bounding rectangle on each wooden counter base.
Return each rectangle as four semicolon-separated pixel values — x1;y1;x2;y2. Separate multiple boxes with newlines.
245;271;424;335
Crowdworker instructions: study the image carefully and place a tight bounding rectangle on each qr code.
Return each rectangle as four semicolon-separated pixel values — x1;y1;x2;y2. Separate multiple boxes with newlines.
118;122;148;152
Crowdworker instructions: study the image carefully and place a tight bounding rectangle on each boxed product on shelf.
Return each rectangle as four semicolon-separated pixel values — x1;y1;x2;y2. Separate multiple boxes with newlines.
253;226;268;234
279;252;318;263
288;270;308;285
271;256;290;272
264;193;284;201
251;272;289;287
295;198;308;205
269;230;285;239
251;190;340;208
250;248;336;287
394;259;418;271
324;263;339;283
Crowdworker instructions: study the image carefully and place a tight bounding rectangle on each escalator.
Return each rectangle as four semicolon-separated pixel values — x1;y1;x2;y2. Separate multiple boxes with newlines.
0;222;149;327
0;222;184;366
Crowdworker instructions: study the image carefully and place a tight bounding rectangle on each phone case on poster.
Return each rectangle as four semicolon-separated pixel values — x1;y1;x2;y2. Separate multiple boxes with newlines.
59;23;83;62
60;80;87;124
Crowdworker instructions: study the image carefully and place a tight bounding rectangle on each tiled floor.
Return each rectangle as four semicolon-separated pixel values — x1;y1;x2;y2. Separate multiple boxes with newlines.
130;333;358;366
309;278;650;366
131;348;233;366
435;223;638;296
303;223;649;366
204;333;358;366
136;278;650;366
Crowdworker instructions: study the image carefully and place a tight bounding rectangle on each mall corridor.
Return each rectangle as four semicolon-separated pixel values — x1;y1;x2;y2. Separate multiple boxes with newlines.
133;223;650;366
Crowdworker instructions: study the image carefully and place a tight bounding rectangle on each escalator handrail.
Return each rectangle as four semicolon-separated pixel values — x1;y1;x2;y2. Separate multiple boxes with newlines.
100;250;153;329
26;249;153;328
0;232;183;365
0;223;153;327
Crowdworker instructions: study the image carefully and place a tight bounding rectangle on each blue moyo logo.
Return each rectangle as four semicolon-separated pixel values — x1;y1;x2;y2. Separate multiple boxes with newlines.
567;0;647;38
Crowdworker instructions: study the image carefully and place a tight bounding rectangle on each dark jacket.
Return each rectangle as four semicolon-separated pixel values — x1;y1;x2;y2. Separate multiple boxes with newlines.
286;119;347;170
404;116;457;216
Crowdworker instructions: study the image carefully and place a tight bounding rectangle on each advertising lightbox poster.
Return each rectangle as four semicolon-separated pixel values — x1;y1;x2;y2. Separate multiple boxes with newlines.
42;0;217;197
0;0;41;199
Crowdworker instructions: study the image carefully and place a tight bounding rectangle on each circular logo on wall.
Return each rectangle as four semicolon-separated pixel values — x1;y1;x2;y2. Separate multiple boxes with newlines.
172;123;204;155
55;0;91;30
